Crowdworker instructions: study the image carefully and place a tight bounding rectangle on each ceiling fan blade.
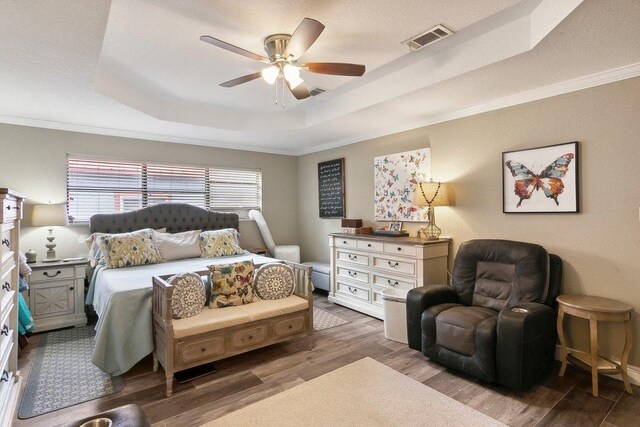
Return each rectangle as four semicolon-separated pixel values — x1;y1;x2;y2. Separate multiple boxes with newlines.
286;80;310;100
302;62;366;76
220;72;262;88
283;18;325;59
200;35;268;62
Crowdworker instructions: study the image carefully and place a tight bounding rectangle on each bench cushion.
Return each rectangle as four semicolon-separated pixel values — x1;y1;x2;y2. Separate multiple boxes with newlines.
173;295;309;338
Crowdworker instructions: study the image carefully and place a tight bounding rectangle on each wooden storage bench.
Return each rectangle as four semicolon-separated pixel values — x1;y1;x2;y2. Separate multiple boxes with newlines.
152;262;313;397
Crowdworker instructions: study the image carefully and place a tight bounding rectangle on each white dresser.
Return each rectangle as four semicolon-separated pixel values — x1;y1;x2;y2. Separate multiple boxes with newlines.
0;189;24;423
328;233;449;319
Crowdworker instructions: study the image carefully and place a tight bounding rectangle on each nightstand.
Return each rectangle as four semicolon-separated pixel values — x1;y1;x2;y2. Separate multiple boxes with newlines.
27;260;88;332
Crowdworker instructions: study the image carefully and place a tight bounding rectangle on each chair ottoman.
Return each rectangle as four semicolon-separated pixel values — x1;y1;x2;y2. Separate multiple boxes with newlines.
303;262;330;291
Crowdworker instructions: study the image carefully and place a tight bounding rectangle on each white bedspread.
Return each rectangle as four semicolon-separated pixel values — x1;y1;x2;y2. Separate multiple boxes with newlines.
87;254;275;375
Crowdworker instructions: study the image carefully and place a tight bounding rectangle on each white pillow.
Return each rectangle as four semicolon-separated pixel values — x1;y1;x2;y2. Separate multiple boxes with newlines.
155;230;201;261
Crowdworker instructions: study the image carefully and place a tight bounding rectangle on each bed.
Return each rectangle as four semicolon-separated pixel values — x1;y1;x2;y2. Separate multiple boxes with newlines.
86;204;276;375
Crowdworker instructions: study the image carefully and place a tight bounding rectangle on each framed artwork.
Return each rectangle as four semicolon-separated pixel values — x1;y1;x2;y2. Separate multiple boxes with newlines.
389;221;403;231
374;148;431;221
502;141;579;213
318;158;346;218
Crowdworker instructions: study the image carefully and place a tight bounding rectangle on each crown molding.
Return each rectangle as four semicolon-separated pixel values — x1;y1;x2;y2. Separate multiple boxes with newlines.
1;63;639;157
295;62;640;156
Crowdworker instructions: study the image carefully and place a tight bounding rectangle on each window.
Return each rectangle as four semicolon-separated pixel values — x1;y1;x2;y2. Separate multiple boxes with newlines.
66;157;261;224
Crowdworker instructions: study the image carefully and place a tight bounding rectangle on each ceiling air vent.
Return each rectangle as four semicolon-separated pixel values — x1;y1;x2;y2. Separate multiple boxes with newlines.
309;87;327;97
403;25;453;51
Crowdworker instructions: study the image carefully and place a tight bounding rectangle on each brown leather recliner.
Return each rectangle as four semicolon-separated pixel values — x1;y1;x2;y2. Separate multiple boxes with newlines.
406;239;562;390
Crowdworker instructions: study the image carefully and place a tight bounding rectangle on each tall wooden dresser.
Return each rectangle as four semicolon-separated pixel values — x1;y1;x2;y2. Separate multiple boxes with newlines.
329;233;449;319
0;189;24;422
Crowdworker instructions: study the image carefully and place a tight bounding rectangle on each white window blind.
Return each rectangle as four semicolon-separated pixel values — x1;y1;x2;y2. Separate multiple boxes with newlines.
67;157;261;224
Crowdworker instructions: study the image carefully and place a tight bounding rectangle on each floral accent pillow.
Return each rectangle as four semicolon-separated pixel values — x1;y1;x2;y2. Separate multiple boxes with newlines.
169;272;206;319
253;263;295;300
208;260;254;308
199;229;246;258
98;228;161;269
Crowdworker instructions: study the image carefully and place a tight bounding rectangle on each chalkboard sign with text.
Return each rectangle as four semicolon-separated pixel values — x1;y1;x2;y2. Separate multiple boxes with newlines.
318;158;345;218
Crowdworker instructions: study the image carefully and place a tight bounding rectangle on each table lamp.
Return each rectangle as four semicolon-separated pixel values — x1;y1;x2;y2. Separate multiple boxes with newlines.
32;203;68;262
413;179;449;240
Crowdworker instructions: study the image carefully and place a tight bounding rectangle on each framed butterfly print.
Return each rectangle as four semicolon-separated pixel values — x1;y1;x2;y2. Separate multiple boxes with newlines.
502;141;579;213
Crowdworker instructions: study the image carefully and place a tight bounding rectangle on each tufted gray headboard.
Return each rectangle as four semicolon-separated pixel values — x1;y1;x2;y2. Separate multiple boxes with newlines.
89;203;239;234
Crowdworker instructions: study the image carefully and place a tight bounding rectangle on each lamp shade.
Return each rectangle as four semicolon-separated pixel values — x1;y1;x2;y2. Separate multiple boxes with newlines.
413;181;450;207
32;203;69;227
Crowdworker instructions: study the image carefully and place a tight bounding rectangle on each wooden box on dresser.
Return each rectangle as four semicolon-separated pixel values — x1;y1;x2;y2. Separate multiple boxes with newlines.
0;189;24;423
328;233;449;319
27;260;88;332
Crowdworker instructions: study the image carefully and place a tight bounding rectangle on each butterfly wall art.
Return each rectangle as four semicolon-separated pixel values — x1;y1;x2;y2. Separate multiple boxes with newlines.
502;141;579;213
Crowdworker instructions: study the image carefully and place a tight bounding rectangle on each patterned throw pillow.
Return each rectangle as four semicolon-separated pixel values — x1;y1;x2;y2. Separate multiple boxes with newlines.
169;272;206;319
253;263;295;300
98;228;161;269
199;229;246;258
208;260;254;308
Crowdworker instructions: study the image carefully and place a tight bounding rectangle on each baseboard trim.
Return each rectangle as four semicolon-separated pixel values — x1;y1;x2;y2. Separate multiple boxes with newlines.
554;344;640;386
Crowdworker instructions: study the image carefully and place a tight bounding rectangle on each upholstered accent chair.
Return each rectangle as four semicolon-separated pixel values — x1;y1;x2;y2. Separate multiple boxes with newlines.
406;239;563;390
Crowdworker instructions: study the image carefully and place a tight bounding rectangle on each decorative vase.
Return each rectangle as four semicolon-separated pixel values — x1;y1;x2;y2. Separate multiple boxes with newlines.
25;249;37;263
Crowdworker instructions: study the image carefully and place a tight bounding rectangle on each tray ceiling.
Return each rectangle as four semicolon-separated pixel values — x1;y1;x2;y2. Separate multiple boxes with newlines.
1;0;639;154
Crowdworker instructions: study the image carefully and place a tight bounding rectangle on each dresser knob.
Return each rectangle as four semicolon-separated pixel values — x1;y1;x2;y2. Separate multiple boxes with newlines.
69;286;74;291
1;239;9;248
288;325;293;329
397;247;402;251
367;243;372;247
348;271;357;277
201;348;206;352
2;282;9;291
1;325;8;336
0;371;8;382
387;261;399;268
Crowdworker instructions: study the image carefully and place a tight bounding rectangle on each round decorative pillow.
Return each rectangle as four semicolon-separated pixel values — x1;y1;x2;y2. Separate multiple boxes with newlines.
253;263;295;300
169;272;206;319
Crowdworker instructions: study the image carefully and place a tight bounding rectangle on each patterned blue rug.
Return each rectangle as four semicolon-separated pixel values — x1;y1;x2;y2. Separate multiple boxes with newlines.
18;326;125;419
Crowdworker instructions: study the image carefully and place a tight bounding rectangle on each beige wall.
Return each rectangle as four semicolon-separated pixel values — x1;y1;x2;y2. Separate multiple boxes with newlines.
0;124;298;258
297;77;640;366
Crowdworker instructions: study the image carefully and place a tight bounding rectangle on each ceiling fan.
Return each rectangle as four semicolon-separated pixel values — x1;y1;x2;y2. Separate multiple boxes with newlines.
200;17;366;100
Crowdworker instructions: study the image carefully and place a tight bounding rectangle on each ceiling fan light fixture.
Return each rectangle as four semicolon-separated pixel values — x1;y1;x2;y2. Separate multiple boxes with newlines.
261;65;279;84
283;63;300;81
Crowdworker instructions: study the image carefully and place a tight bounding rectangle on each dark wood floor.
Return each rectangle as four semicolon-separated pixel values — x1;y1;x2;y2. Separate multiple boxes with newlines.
14;293;640;427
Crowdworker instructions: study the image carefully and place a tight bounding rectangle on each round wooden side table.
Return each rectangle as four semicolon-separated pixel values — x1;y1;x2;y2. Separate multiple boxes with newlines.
556;294;634;397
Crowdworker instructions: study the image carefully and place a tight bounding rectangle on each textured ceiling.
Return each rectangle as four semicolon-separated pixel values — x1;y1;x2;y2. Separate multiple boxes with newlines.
0;0;639;155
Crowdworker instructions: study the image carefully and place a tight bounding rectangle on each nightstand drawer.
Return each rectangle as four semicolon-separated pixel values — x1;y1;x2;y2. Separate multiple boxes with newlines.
30;267;75;282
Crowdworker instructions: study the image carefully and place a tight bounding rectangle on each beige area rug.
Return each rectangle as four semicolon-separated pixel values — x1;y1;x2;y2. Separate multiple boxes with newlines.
201;357;507;427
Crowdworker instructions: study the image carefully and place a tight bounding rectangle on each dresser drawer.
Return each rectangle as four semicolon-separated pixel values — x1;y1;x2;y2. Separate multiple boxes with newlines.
336;265;369;284
271;314;306;339
335;237;358;249
177;333;225;364
0;196;20;223
336;249;369;267
0;270;13;308
230;324;268;350
372;273;414;290
0;228;12;259
373;256;416;276
356;240;383;252
383;242;416;257
336;281;369;302
30;266;75;282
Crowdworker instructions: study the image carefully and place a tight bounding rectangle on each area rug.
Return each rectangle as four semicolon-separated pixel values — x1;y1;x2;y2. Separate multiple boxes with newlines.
313;306;350;331
18;326;125;419
200;357;507;427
